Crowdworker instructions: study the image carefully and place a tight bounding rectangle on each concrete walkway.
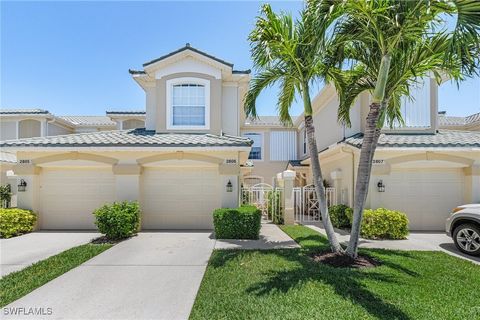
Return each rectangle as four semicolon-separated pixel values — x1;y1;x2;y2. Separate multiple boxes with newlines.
0;231;99;277
306;223;480;265
215;222;300;250
3;232;215;320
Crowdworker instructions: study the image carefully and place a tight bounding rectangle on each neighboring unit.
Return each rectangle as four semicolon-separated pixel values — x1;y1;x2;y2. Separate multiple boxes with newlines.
1;44;479;231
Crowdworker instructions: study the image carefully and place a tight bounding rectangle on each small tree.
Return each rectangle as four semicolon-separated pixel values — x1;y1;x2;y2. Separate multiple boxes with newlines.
309;0;480;257
245;4;342;252
0;184;12;208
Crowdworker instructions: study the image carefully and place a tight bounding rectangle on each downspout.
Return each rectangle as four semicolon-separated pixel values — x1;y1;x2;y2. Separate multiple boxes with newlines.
341;146;355;207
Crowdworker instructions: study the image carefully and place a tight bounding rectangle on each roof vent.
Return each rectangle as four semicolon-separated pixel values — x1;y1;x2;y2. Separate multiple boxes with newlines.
185;43;191;47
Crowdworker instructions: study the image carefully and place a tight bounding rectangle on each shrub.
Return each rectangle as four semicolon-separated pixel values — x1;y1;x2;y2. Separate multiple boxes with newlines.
93;201;140;240
359;208;409;239
0;208;37;238
0;184;12;208
213;205;261;239
329;204;353;229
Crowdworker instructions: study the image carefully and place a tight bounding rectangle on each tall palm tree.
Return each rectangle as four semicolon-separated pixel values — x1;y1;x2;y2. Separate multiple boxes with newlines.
244;3;343;252
309;0;480;258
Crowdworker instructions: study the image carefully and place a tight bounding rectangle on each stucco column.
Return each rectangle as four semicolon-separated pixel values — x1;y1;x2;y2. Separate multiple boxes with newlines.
14;164;41;228
464;163;480;204
281;170;296;225
330;170;343;205
219;164;240;208
113;164;142;202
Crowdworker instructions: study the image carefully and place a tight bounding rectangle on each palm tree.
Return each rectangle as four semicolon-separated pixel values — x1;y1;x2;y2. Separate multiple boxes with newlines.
244;3;343;253
309;0;480;258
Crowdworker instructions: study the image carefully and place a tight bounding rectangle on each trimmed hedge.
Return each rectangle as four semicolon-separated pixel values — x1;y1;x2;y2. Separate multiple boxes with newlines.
329;204;353;229
93;201;140;240
347;208;409;239
213;205;261;239
0;209;37;238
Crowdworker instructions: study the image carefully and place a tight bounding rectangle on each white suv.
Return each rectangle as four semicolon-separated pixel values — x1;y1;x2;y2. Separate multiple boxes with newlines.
446;204;480;256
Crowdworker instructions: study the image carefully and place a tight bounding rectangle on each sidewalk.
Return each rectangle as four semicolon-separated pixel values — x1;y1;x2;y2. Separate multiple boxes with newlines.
306;223;480;265
214;222;299;250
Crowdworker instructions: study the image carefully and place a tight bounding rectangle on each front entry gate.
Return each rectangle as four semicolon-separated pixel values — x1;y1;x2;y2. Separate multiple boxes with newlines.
241;183;284;223
294;185;337;223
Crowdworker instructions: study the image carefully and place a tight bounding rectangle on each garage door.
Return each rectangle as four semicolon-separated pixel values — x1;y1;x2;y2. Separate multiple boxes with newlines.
378;168;464;230
40;168;115;229
142;167;221;229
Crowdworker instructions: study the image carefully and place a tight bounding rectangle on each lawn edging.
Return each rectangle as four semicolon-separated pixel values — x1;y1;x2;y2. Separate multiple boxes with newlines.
0;243;113;307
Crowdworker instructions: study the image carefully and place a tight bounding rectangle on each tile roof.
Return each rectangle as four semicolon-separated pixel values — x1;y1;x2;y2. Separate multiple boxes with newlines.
0;129;253;148
106;110;146;115
0;152;16;163
0;109;50;115
58;116;116;127
344;130;480;148
244;116;299;127
438;112;480;127
143;43;234;68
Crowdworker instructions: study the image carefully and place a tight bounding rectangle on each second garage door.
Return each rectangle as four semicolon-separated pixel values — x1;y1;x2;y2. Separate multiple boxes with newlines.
141;166;221;229
40;167;116;229
378;168;464;230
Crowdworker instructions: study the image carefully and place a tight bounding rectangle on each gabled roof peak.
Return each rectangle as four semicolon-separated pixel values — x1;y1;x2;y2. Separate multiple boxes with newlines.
142;44;234;68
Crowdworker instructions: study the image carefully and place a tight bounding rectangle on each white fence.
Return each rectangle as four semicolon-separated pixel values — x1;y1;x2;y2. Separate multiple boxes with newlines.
241;183;284;223
241;182;337;224
294;185;337;223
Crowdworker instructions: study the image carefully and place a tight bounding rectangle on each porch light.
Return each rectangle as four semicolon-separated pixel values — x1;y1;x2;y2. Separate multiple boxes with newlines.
377;180;385;193
18;179;27;192
226;180;233;192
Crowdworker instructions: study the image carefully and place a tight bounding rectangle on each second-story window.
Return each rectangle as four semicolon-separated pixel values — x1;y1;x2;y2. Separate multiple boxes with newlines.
243;132;263;160
166;77;210;129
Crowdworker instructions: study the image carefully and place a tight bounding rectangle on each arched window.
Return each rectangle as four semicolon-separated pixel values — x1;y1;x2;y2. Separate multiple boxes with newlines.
166;77;210;130
19;119;41;138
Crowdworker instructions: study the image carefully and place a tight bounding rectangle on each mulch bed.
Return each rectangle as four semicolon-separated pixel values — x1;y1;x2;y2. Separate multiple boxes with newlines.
309;251;380;268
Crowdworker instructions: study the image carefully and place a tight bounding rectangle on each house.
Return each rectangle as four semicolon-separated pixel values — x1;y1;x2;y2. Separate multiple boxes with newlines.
0;44;253;230
1;44;479;231
289;82;480;230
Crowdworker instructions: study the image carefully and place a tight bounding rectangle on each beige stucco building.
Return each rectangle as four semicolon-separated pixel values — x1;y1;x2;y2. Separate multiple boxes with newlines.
1;44;479;231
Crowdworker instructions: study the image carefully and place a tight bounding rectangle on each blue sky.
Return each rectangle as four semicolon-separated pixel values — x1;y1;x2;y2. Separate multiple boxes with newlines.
1;1;479;117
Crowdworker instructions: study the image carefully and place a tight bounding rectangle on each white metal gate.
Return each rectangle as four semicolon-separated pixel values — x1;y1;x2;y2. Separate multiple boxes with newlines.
294;185;337;223
241;183;284;223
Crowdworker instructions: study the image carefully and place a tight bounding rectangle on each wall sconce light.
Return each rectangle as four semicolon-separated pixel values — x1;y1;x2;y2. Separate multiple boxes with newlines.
377;180;385;193
226;180;233;192
18;179;27;192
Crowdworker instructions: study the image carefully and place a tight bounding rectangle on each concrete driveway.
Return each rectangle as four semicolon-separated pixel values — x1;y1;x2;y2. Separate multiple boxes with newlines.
307;224;480;265
3;232;215;320
1;231;99;277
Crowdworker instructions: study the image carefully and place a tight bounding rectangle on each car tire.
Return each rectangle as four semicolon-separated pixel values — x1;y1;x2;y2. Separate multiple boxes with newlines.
453;223;480;256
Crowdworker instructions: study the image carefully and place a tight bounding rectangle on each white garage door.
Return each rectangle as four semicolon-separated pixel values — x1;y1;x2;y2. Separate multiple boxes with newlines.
142;167;221;229
379;168;464;230
40;168;116;229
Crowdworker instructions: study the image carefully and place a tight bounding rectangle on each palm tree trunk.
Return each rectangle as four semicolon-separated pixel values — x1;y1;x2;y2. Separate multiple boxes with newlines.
346;54;391;258
345;103;382;257
303;88;343;253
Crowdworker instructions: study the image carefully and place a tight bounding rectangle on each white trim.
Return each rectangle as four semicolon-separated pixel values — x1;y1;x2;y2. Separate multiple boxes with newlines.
242;132;264;161
166;77;210;130
155;57;222;80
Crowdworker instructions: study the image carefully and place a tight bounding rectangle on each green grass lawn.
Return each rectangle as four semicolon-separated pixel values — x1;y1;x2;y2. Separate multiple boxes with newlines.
190;225;480;320
0;243;112;307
